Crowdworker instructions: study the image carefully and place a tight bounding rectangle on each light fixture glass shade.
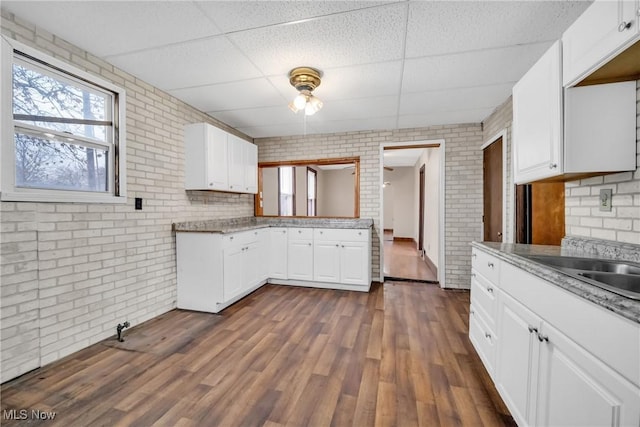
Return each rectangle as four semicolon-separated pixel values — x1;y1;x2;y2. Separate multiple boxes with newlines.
293;93;308;110
305;95;323;116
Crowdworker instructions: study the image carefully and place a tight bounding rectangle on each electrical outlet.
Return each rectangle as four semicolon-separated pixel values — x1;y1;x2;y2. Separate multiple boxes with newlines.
135;197;142;210
599;189;612;212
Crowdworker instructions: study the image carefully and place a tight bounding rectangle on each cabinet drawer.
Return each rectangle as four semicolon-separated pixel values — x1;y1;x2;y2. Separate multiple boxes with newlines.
314;228;369;242
472;248;500;283
222;229;259;247
471;271;498;329
469;305;497;377
289;228;313;240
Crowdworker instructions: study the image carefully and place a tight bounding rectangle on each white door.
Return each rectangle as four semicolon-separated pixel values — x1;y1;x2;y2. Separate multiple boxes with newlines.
313;240;340;283
243;142;258;194
495;292;542;427
288;239;313;281
223;245;244;301
535;321;640;427
340;241;368;285
227;134;245;192
206;125;228;190
270;229;288;279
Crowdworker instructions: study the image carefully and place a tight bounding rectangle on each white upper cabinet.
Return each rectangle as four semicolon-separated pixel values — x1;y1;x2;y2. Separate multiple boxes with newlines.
513;41;563;184
184;123;258;194
513;42;637;184
562;0;640;86
184;123;228;191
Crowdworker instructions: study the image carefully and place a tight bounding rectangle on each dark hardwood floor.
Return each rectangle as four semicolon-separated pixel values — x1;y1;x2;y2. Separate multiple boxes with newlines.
1;282;514;427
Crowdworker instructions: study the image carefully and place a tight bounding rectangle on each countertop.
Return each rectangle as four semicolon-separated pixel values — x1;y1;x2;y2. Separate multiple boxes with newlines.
472;242;640;324
173;217;374;233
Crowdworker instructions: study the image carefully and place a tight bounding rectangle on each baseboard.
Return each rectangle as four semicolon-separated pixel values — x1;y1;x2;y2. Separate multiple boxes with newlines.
383;228;393;232
423;253;437;276
393;237;413;242
268;278;370;292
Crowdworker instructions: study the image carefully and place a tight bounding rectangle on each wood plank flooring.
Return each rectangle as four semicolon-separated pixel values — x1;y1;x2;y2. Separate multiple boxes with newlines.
383;231;437;282
1;282;514;427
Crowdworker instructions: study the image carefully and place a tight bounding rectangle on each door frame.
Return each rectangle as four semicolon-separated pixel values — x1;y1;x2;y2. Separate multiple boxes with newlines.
418;164;425;253
379;139;445;287
480;129;510;243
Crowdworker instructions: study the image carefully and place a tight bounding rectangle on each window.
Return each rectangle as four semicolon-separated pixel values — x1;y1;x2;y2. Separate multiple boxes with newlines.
278;166;295;216
1;37;126;203
307;167;317;216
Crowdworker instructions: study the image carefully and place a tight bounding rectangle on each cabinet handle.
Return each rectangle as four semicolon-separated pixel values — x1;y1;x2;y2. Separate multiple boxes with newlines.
485;332;491;339
230;185;233;188
549;163;557;169
471;272;476;278
470;309;475;315
320;231;323;234
487;287;494;293
358;232;362;235
209;182;213;186
308;243;312;247
283;230;286;234
336;244;339;247
254;231;258;235
528;325;538;334
341;245;345;248
618;21;632;32
537;333;549;343
230;236;234;240
472;252;477;258
487;262;494;268
298;230;302;234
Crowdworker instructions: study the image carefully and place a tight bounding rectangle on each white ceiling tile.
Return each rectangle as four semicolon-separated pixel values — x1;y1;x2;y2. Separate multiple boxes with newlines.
227;3;408;76
196;1;396;33
403;43;551;93
209;106;299;129
307;96;399;122
384;149;426;167
169;79;285;112
2;1;222;57
238;123;316;139
268;61;403;101
405;1;591;57
307;117;397;135
399;84;513;115
107;37;262;90
398;108;494;129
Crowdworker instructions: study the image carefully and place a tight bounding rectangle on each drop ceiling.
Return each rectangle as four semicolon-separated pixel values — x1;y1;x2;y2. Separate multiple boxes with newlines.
1;1;592;139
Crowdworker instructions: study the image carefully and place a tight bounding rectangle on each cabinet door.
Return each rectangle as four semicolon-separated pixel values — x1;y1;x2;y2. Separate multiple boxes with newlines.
223;245;245;301
495;291;542;427
270;228;288;279
562;0;639;86
227;134;245;192
535;322;640;427
243;142;258;194
313;240;340;283
340;241;369;285
206;125;229;190
244;242;261;291
288;239;313;281
513;41;563;184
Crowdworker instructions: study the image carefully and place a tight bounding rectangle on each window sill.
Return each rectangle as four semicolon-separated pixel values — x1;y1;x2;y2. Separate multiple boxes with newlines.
0;190;127;204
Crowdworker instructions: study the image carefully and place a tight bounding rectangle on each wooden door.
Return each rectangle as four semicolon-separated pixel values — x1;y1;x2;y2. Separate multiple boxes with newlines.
418;164;425;252
483;137;503;242
531;183;565;245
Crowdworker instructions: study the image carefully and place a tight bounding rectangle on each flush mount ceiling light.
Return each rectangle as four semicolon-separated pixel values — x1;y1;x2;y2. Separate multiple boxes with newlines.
288;67;323;116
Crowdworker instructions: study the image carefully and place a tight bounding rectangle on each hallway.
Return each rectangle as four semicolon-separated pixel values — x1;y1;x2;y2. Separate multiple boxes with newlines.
383;231;437;282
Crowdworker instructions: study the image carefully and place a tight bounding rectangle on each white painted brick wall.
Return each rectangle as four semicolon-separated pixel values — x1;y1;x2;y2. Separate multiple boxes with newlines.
0;11;254;382
255;124;484;291
564;80;640;245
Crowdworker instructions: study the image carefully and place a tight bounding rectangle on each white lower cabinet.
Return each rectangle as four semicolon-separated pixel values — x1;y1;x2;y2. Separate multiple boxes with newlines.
177;226;373;313
313;228;371;287
471;246;640;427
269;228;288;279
288;228;314;281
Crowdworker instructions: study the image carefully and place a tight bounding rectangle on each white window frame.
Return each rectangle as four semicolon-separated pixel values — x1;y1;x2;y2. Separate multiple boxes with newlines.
1;36;126;203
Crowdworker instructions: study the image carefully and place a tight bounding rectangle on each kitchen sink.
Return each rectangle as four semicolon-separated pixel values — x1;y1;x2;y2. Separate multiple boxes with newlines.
520;254;640;300
523;255;640;275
